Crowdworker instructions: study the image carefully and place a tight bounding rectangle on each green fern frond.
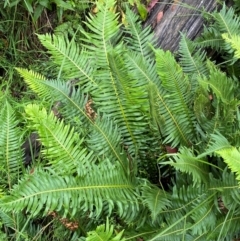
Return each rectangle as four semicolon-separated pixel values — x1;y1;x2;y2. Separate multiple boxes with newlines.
86;218;125;241
147;184;218;241
197;133;232;160
207;170;240;240
25;104;94;176
209;169;240;208
189;198;216;236
16;68;90;129
212;4;240;38
199;61;236;105
208;214;240;240
106;51;149;154
222;33;240;59
178;34;208;78
196;26;224;50
17;68;129;173
193;87;215;127
0;100;23;186
197;4;240;57
141;184;171;221
0;163;138;219
216;147;240;183
163;147;209;185
37;34;96;88
125;51;159;88
81;0;121;65
154;49;196;147
0;211;16;230
195;61;239;140
124;6;155;58
147;82;164;136
86;115;124;159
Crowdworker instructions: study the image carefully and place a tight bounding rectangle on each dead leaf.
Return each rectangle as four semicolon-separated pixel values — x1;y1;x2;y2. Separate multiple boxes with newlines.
85;99;97;120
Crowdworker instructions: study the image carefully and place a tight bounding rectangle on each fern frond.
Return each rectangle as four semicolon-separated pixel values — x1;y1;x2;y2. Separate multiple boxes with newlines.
141;184;171;221
197;4;240;56
209;169;240;209
197;132;232;159
81;0;121;66
86;218;125;241
163;147;209;185
17;68;129;173
0;100;23;187
125;51;159;88
0;163;138;219
123;7;155;58
86;115;124;160
216;147;240;183
25;104;94;176
148;184;218;241
154;49;196;147
222;33;240;59
212;4;240;38
199;61;236;105
208;214;240;241
178;34;208;78
208;170;240;240
105;50;150;155
37;34;96;87
196;26;224;50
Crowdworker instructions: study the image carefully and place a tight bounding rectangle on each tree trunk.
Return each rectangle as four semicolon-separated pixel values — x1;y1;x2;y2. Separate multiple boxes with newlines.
144;0;218;52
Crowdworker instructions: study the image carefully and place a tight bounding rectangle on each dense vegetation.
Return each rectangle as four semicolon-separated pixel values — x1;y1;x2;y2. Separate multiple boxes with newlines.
1;0;240;240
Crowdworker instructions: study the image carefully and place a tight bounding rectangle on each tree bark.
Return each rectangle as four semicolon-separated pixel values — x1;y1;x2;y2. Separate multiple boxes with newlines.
144;0;218;52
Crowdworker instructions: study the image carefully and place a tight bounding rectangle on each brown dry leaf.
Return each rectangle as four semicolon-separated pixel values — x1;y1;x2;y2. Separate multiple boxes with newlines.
85;99;97;120
48;211;79;231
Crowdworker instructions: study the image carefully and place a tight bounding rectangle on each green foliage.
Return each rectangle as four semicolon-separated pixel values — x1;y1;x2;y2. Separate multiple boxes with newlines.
86;218;125;241
1;1;240;240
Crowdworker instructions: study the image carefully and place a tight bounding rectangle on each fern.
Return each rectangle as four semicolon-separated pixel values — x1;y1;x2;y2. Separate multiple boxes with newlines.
0;163;138;219
163;147;209;185
216;147;240;183
222;33;240;59
197;3;240;60
25;104;94;176
86;218;125;241
0;100;23;188
16;69;129;174
141;184;171;221
154;49;196;147
2;1;240;240
178;33;208;78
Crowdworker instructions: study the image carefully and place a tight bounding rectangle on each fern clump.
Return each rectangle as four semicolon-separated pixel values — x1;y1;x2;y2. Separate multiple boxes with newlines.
1;1;240;240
